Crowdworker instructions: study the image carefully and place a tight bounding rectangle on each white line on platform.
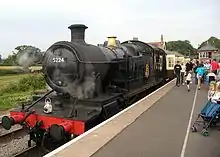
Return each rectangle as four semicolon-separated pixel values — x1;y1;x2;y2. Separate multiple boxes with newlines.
180;87;198;157
44;79;175;157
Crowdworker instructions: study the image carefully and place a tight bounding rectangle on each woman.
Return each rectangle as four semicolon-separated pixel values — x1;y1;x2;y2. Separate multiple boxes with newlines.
196;63;205;90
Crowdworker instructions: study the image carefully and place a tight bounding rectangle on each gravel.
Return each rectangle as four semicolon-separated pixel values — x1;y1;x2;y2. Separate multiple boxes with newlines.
0;134;36;157
0;114;35;157
0;124;23;136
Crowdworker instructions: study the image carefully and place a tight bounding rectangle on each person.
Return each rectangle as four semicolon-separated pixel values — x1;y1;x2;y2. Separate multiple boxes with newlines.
185;60;193;76
193;60;200;84
208;81;216;100
180;62;186;85
204;60;211;73
174;61;182;87
211;81;220;104
203;60;211;82
185;70;192;91
211;59;219;75
196;63;205;90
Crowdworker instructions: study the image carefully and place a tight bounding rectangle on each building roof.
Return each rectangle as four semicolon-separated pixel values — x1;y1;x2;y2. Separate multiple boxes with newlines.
147;42;163;48
197;44;218;52
165;50;185;57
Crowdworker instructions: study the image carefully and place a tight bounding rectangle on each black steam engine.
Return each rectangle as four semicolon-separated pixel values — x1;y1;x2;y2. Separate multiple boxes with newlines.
1;24;168;149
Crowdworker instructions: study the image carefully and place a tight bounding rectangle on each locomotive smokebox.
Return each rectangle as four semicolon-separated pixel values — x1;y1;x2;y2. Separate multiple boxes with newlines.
68;24;88;43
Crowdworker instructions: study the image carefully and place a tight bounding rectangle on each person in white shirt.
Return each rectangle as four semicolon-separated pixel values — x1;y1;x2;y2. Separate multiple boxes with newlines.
181;62;186;85
186;70;192;91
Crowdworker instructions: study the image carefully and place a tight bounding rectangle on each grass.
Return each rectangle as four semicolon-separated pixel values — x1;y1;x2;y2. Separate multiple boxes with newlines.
0;73;46;111
0;74;30;88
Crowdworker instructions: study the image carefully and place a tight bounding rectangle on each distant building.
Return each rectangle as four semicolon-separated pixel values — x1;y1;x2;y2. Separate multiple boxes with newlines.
147;35;166;50
197;42;219;61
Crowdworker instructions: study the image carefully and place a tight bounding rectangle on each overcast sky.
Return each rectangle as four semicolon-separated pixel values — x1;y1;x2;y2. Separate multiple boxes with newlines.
0;0;219;58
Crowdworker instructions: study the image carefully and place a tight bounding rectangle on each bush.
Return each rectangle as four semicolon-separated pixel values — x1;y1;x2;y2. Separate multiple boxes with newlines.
0;74;46;95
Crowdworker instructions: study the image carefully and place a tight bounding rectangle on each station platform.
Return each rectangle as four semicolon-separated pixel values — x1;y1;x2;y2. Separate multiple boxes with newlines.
44;79;220;157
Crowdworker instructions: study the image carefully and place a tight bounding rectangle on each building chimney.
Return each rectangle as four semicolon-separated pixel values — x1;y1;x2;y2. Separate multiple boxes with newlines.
161;34;164;43
68;24;88;43
107;36;117;47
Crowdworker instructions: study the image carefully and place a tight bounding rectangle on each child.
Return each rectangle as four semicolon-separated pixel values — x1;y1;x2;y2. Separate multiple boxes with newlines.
186;70;192;91
211;81;220;104
208;81;216;100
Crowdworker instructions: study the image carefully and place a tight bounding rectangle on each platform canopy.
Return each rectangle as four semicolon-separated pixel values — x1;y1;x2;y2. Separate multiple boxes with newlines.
197;44;218;52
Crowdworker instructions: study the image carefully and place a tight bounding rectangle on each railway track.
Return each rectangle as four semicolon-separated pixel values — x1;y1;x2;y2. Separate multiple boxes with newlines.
12;145;37;157
0;122;27;144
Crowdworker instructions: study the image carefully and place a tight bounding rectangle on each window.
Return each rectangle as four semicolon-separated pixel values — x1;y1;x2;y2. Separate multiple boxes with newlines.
168;57;174;67
199;52;208;58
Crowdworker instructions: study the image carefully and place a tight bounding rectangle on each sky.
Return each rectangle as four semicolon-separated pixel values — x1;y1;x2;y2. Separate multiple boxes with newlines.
0;0;219;58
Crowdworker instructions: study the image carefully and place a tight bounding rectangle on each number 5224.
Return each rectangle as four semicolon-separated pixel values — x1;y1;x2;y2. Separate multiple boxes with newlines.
52;57;65;63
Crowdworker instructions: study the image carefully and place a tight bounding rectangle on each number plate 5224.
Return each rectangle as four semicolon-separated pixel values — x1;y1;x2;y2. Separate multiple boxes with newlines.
52;57;65;63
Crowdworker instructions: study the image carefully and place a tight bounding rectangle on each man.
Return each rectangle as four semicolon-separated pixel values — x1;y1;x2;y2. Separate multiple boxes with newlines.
174;61;182;87
211;59;219;75
185;60;193;76
180;62;186;85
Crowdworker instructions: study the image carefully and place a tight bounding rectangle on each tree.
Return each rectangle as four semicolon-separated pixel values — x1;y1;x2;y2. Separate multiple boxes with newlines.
2;51;17;65
165;40;197;57
2;45;43;66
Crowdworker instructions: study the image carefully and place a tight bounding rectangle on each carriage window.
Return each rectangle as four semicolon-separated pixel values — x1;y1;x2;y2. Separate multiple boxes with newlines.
168;57;174;67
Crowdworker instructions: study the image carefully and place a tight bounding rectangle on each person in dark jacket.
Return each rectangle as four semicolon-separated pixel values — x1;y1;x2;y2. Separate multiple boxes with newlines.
174;61;182;87
185;60;193;76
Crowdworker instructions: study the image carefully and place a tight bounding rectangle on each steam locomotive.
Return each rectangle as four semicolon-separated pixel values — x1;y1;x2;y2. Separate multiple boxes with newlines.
1;24;173;149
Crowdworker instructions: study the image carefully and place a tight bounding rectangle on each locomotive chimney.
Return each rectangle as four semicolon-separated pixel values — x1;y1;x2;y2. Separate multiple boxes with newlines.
68;24;88;43
107;36;117;47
